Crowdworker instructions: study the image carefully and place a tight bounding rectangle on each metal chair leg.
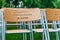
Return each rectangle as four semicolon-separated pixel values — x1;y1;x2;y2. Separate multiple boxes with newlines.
57;21;60;28
31;22;34;40
42;32;44;40
44;9;50;40
0;12;3;40
23;33;25;40
2;21;6;40
20;22;27;40
28;22;34;40
40;10;48;40
23;33;27;40
2;12;6;40
53;21;59;40
23;22;27;40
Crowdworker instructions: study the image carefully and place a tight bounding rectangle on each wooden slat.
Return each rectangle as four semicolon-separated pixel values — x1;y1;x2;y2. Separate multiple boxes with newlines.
46;9;60;21
33;29;43;32
6;30;31;33
33;29;58;32
4;8;41;22
48;29;58;32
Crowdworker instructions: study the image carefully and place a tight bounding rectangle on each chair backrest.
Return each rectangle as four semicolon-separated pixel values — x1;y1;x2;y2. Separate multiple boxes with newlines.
4;8;41;22
46;9;60;21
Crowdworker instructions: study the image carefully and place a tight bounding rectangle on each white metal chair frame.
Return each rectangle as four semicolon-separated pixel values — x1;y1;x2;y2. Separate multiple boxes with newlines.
45;9;60;40
0;9;4;40
2;8;41;40
1;8;60;40
33;9;49;40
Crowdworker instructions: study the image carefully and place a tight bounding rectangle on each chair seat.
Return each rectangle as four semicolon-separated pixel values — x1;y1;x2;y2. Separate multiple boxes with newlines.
33;28;58;32
6;29;31;33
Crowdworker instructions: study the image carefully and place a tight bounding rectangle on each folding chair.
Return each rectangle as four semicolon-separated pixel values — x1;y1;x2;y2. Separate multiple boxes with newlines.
32;9;49;40
46;9;60;40
3;8;41;40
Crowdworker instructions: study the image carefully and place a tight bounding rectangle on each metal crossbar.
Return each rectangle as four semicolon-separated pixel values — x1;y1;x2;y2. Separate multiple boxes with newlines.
6;23;54;25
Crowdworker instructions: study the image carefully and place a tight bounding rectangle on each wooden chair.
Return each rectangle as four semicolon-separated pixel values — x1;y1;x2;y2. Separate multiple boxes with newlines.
32;9;50;40
3;8;41;40
45;9;60;40
33;9;60;40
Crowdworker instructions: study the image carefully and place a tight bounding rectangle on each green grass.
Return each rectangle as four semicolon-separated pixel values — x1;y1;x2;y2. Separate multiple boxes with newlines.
6;32;60;40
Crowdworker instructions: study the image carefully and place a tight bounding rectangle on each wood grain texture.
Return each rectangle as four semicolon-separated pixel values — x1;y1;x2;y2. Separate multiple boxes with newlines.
46;9;60;21
4;8;41;22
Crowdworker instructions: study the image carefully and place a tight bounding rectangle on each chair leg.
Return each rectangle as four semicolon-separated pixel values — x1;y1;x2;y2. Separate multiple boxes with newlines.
0;23;1;39
2;21;6;40
31;32;34;40
25;33;27;40
57;21;60;28
43;32;44;40
29;24;34;40
28;22;34;40
30;32;34;40
44;10;50;40
20;22;25;40
46;30;50;40
23;33;25;40
23;33;27;40
30;33;31;40
22;22;27;40
53;21;59;40
55;32;59;40
44;30;48;40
